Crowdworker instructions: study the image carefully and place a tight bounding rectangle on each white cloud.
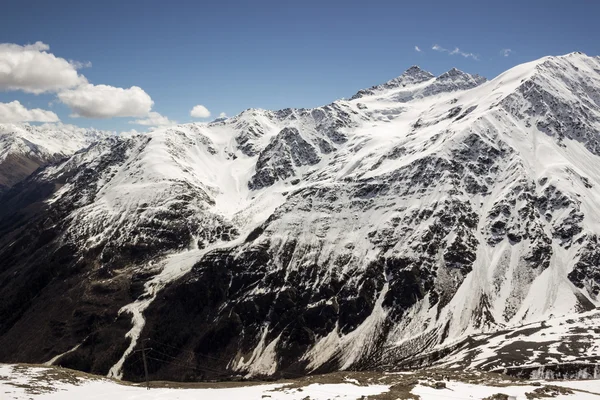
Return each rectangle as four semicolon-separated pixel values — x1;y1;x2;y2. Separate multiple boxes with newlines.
415;46;422;52
190;104;211;118
58;83;154;118
0;41;88;94
34;122;116;137
130;111;176;126
120;128;143;137
501;48;513;57
432;44;479;60
0;100;59;123
218;112;227;118
69;60;92;69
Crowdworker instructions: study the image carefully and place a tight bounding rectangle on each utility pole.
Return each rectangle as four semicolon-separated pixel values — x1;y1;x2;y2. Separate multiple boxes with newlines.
141;338;150;390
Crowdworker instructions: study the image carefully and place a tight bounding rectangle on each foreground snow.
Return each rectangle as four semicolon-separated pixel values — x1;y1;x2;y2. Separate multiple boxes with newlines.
9;381;389;400
2;364;600;400
0;364;389;400
413;380;600;399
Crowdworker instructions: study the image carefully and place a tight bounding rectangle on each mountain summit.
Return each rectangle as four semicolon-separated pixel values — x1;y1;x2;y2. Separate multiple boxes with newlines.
1;53;600;381
351;65;486;101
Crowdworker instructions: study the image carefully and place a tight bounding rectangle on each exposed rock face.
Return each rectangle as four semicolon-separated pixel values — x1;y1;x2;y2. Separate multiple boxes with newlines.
569;234;600;299
1;53;600;382
249;127;320;190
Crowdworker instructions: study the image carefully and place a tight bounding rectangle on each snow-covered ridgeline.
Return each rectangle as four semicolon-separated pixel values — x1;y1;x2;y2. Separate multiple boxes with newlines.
1;52;600;380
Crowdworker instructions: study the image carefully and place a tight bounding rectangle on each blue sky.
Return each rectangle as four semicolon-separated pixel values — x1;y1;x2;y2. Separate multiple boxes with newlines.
1;0;598;132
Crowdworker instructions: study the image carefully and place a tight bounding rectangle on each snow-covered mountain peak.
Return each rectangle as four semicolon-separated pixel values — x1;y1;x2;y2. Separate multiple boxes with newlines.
436;67;484;83
351;66;488;103
403;64;428;74
421;67;487;96
350;66;436;99
394;65;436;84
2;53;600;382
485;52;600;157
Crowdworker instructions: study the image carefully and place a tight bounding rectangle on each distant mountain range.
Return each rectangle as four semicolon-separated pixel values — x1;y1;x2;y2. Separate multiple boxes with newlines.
0;123;111;191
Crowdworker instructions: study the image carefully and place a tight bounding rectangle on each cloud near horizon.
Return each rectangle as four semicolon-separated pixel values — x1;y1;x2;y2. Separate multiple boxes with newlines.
0;100;60;123
58;84;154;119
33;122;117;136
131;111;176;126
190;104;211;118
432;44;479;60
0;41;166;123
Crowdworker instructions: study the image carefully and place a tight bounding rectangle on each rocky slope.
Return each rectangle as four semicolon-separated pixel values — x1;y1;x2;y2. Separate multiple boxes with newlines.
0;52;599;382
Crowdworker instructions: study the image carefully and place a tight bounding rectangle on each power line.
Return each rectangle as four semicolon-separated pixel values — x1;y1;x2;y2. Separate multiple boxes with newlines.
141;338;150;390
148;348;231;376
147;338;233;365
146;355;226;376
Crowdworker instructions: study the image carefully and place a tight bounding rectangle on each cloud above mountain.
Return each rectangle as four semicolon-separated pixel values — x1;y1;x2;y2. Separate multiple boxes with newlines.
0;41;164;121
190;104;211;118
432;44;479;60
0;101;59;123
0;42;88;94
131;111;176;126
58;83;154;118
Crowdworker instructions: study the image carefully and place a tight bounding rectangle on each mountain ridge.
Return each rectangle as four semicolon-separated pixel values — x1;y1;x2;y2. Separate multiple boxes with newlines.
0;52;599;382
